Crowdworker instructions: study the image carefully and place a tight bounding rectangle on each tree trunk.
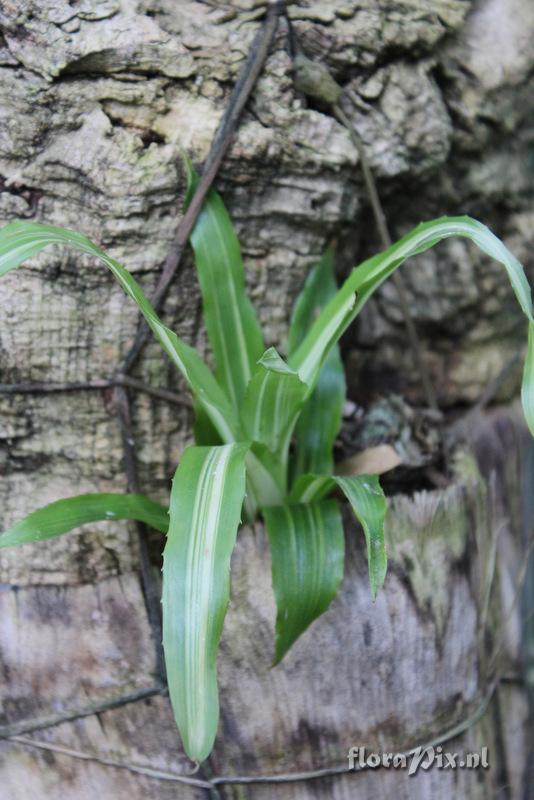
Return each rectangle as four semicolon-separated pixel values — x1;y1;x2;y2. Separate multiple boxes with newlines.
0;407;530;798
0;1;533;798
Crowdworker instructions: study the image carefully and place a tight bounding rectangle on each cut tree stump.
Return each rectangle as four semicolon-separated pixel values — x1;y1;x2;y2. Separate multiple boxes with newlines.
0;405;530;799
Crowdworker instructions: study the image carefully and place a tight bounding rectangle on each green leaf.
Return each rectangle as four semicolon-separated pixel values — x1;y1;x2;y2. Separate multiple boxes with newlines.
193;403;224;447
186;162;265;408
242;347;308;465
335;475;387;599
162;443;249;762
244;442;286;516
288;217;534;436
263;499;345;665
0;221;239;443
288;248;337;352
288;474;336;504
290;473;387;599
0;493;168;548
288;249;346;478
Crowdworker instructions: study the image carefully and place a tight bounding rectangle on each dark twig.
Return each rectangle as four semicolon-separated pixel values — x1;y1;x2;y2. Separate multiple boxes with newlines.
6;674;500;789
119;1;285;377
0;686;164;740
211;677;498;785
114;385;166;684
0;380;112;394
7;736;214;790
118;375;192;408
291;52;437;410
0;376;191;407
335;99;438;411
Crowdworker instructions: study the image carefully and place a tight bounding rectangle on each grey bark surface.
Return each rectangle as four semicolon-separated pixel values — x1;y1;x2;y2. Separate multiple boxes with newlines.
0;408;530;799
0;1;532;798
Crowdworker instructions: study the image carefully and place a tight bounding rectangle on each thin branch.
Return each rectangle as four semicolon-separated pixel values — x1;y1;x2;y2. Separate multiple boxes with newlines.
0;380;112;394
114;385;166;684
119;1;285;377
213;678;498;786
6;674;500;788
117;375;192;408
7;736;213;790
0;686;164;740
0;376;191;408
334;98;438;411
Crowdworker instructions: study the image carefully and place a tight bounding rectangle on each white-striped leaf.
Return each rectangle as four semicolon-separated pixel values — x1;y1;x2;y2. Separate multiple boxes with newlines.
186;162;265;409
289;474;336;504
0;493;169;548
0;221;239;443
242;347;308;464
290;473;387;599
335;475;387;599
263;499;345;664
193;402;224;446
245;442;286;513
288;249;346;479
162;443;249;762
289;216;534;436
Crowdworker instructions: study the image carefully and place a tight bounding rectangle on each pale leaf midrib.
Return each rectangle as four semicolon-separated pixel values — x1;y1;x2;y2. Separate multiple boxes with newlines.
206;206;253;402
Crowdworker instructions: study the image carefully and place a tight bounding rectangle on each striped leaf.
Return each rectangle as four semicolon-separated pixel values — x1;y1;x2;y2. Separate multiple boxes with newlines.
242;347;307;464
289;216;534;436
162;443;249;762
263;500;345;665
335;475;387;599
186;162;265;408
193;402;224;447
288;249;346;479
0;493;168;548
0;221;238;443
245;442;286;512
289;474;336;504
290;473;387;599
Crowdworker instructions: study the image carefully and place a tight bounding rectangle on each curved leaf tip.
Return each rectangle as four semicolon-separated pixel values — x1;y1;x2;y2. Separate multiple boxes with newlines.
162;443;249;762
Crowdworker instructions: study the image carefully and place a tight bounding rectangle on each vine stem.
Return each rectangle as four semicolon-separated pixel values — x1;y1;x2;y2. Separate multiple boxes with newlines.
113;384;167;683
6;673;502;790
0;375;191;407
119;1;285;377
334;99;439;412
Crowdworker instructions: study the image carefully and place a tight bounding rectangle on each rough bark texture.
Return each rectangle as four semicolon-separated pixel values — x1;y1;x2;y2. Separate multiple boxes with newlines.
0;1;532;798
0;0;533;576
0;408;530;798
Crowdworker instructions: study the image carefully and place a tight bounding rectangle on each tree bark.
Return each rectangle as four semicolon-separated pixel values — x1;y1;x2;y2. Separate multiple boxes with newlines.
0;1;532;797
0;407;530;798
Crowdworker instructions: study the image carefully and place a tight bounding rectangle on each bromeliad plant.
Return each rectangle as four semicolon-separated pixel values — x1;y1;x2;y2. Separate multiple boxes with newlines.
0;160;534;762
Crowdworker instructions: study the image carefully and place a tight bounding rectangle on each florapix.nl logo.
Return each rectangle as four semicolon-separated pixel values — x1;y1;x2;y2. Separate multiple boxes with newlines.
348;746;489;776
